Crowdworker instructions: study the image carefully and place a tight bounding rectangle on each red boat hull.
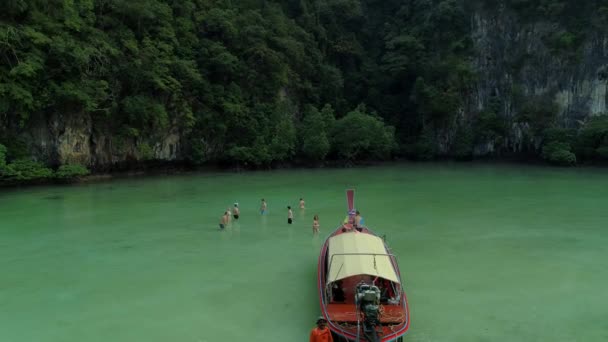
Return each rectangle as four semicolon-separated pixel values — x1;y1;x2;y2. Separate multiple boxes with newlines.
317;225;410;342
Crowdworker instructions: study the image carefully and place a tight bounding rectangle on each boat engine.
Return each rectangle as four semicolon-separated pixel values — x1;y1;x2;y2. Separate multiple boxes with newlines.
355;283;381;342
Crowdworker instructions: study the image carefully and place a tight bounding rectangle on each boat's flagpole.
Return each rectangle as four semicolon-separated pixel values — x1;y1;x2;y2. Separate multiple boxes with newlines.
346;189;355;211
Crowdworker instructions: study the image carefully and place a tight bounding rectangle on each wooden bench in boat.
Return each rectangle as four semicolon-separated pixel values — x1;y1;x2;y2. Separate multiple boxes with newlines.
326;303;406;324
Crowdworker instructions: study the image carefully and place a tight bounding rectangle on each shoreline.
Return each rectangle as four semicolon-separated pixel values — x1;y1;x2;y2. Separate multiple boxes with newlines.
1;158;607;190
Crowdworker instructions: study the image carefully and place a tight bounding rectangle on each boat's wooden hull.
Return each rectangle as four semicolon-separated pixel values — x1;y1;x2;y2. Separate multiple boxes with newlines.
317;226;410;342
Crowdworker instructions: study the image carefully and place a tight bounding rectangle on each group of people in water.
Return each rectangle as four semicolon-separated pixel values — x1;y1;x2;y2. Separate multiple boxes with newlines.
217;198;368;341
219;197;322;233
218;203;240;229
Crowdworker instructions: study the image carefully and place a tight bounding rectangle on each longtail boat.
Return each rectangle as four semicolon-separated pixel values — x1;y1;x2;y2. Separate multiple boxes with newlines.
317;190;410;342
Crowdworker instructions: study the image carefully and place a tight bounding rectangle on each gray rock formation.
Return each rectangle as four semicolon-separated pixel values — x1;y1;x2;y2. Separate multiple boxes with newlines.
470;7;607;155
22;112;182;170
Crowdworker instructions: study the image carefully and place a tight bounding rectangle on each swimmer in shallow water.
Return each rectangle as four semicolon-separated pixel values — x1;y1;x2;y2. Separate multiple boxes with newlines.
313;214;320;234
287;206;293;224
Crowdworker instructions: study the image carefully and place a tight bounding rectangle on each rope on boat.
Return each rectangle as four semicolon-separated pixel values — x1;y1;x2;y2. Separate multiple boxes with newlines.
332;305;404;339
378;304;406;321
332;307;404;321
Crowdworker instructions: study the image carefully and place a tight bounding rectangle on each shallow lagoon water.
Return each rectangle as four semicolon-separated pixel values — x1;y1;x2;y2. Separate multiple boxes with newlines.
1;164;607;341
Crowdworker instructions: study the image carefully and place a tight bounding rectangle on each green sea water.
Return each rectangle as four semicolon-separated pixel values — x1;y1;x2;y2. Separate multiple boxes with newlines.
1;164;607;342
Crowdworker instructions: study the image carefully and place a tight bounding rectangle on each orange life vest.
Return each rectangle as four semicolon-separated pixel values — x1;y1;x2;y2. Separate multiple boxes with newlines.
310;327;333;342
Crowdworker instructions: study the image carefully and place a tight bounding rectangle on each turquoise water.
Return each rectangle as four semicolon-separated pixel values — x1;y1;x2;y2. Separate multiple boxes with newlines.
1;164;607;341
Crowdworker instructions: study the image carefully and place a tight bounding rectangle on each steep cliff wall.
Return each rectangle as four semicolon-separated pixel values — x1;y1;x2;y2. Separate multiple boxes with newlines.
470;6;608;155
20;112;182;170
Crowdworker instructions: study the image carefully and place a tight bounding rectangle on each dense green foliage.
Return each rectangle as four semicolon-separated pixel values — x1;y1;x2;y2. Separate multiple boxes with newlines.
299;104;334;162
538;116;608;165
330;105;396;161
0;144;6;170
0;143;90;183
1;0;608;180
0;158;54;182
542;141;577;166
573;116;608;161
55;164;91;179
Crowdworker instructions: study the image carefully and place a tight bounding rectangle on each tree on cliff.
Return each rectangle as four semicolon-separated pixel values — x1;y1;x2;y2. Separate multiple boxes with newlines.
299;104;334;162
330;105;397;161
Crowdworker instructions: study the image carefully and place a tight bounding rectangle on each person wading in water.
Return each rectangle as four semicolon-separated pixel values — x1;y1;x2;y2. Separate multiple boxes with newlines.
233;203;240;220
219;211;229;230
226;207;232;223
260;199;267;215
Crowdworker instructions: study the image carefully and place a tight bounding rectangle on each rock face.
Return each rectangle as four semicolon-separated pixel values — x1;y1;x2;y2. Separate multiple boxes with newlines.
470;7;608;155
23;112;182;170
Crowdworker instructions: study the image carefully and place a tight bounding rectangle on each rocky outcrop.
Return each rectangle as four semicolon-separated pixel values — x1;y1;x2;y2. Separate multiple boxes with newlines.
470;7;608;155
22;112;182;170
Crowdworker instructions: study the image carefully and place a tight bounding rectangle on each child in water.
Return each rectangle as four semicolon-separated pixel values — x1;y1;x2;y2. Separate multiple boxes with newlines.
313;214;320;234
287;206;293;224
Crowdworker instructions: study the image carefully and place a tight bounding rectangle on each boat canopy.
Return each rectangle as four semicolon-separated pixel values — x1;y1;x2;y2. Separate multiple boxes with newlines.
327;232;400;285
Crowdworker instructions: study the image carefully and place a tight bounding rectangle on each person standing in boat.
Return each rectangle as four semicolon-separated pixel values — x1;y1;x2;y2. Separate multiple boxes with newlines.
331;280;345;302
354;210;365;232
287;206;293;224
260;198;267;215
310;316;333;342
312;214;320;234
233;203;239;220
355;210;362;226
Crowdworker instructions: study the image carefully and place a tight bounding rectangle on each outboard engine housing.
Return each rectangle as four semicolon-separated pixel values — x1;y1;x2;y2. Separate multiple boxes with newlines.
355;283;381;342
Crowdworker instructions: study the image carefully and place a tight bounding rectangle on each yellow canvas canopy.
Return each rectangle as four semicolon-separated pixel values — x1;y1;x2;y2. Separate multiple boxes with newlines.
327;232;400;285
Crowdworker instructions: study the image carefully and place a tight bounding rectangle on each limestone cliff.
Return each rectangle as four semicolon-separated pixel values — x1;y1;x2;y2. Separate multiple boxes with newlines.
470;6;608;155
21;112;182;170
